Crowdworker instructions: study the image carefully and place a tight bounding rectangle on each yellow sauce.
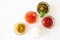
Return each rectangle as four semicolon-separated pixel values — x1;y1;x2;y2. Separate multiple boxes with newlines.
14;23;26;35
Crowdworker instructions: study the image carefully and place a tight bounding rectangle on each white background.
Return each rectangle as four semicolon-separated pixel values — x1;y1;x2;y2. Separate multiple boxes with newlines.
0;0;60;40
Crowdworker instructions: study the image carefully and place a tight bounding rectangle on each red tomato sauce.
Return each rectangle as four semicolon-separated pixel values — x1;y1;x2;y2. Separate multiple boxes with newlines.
25;11;38;24
42;16;54;29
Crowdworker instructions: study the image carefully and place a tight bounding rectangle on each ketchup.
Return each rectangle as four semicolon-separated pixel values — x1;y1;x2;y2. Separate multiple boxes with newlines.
42;16;54;29
25;11;38;24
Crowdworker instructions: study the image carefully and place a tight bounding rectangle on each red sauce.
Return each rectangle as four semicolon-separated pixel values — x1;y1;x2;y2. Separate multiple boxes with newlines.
25;11;38;24
42;16;54;29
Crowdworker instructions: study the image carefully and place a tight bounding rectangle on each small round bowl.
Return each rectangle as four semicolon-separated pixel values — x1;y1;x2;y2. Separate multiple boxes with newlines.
42;16;55;29
25;11;38;24
37;1;50;14
14;23;27;35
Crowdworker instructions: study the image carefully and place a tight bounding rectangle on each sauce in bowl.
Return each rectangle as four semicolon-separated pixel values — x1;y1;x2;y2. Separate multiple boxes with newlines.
42;16;54;29
14;23;26;35
37;2;50;18
25;11;38;24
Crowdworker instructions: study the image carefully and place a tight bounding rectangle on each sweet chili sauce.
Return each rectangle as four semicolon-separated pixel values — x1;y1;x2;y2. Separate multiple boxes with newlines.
25;11;38;24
